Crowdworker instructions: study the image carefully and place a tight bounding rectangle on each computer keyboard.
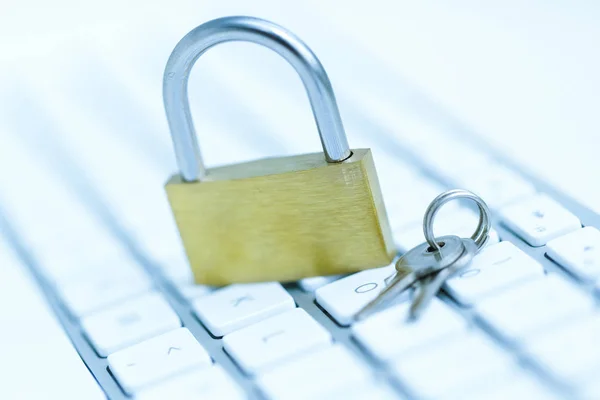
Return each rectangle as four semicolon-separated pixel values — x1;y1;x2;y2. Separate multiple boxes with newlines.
1;14;600;400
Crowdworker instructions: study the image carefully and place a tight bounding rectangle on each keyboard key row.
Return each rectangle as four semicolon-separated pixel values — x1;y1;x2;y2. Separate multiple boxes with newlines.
134;365;246;400
223;308;332;375
500;194;581;247
257;344;374;400
174;282;213;302
391;332;517;399
475;274;596;342
546;226;600;282
443;373;562;400
352;298;467;362
108;328;212;394
526;313;600;388
445;241;545;306
298;275;340;292
315;265;405;326
58;264;153;318
192;282;295;337
82;292;181;357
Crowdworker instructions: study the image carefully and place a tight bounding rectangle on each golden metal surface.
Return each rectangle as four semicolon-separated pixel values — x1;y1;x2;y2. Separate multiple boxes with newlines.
165;149;396;285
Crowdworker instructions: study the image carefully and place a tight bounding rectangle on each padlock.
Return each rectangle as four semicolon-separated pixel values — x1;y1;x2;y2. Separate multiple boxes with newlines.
164;16;396;285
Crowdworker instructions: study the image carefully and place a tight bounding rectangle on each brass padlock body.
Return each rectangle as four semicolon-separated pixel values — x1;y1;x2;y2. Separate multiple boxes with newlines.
166;149;395;285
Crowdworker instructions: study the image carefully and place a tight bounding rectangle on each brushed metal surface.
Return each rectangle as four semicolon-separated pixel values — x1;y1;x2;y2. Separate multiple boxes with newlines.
166;149;396;285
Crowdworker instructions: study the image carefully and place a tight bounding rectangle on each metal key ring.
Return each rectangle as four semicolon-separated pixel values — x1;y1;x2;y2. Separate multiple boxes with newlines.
423;189;492;252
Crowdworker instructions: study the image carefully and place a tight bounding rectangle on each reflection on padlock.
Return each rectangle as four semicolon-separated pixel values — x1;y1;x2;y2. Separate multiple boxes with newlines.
164;16;396;285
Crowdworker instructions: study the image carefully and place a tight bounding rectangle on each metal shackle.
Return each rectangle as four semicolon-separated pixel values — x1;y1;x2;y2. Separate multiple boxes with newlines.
163;16;352;182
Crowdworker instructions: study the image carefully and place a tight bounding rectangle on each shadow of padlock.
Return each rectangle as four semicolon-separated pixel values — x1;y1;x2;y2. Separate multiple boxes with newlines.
164;16;396;285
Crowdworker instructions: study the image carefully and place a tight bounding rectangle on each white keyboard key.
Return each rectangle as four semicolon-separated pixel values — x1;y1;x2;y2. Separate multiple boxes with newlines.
109;328;212;394
546;227;600;281
156;253;194;284
298;276;340;292
315;265;405;326
223;308;332;374
500;194;581;247
476;275;595;341
58;266;152;318
318;380;401;400
445;241;544;305
458;164;536;209
352;298;467;361
391;333;515;398
175;283;213;301
82;292;181;356
192;283;295;337
134;366;245;400
446;373;560;400
40;242;134;285
257;344;372;400
527;314;600;385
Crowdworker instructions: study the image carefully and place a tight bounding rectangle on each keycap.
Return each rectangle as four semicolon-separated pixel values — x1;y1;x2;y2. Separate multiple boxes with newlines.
192;282;295;337
298;276;340;292
108;328;212;394
223;308;332;374
315;265;401;325
39;239;134;285
526;314;600;386
0;237;106;399
546;227;600;281
317;380;401;400
81;292;181;356
175;283;213;302
476;275;595;341
458;164;536;209
391;333;515;399
257;344;373;400
57;264;152;318
134;365;245;400
444;372;560;400
445;241;544;306
352;298;467;361
156;252;195;285
500;194;581;247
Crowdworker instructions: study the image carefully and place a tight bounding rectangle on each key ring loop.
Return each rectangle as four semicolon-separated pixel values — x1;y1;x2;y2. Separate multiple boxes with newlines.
423;189;492;252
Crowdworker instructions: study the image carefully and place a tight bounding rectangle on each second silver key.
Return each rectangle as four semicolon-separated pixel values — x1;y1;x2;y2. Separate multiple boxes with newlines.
409;238;478;320
355;235;471;321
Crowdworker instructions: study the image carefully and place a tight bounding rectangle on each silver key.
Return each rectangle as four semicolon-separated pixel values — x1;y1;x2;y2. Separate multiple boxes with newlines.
355;189;492;321
409;238;477;319
355;235;471;320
